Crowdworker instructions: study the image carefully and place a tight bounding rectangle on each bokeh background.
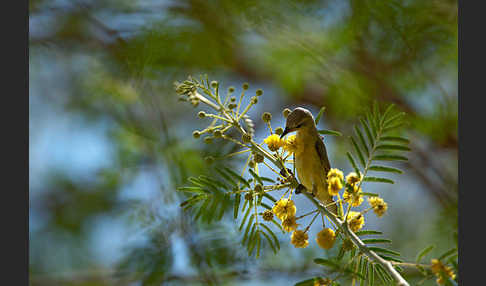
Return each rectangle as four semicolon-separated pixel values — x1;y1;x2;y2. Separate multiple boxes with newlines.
29;0;457;285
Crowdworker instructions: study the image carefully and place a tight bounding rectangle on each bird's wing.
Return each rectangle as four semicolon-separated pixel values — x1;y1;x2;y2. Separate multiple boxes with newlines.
315;137;338;215
315;137;331;176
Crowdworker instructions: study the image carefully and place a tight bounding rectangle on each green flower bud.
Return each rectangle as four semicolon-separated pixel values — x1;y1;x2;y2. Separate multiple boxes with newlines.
248;160;256;169
228;103;237;109
204;137;213;144
230;96;236;102
250;96;258;104
262;210;274;221
213;130;222;138
228;86;235;93
283;108;291;118
210;81;218;88
253;153;264;163
254;184;263;193
275;127;284;136
204;156;215;165
262;112;272;123
242;133;252;143
242;83;249;90
342;238;355;251
198;111;206;118
256;89;263;96
192;131;201;139
244;192;253;201
191;99;199;107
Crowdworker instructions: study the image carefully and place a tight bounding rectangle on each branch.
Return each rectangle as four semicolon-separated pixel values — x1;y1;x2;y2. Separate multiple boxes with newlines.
177;79;410;286
302;191;410;286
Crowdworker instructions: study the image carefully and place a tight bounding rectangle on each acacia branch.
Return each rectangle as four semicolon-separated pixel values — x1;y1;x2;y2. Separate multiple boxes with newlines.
178;80;411;286
302;192;410;286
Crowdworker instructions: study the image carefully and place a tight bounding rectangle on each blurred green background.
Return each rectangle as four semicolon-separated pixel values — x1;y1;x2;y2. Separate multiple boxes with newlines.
29;0;457;285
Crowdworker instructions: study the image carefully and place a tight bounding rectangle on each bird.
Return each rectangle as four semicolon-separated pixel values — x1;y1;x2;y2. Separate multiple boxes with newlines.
280;107;337;215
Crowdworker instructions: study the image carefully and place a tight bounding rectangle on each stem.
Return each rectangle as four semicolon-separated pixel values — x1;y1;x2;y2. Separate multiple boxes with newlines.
223;149;251;158
206;114;232;123
266;122;273;134
303;191;410;286
192;91;220;111
304;212;320;232
186;84;410;286
391;262;431;268
295;209;319;220
236;91;245;115
238;102;255;121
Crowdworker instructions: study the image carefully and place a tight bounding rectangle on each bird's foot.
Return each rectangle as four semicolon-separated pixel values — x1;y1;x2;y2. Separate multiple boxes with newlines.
295;184;305;194
279;168;294;178
295;184;311;196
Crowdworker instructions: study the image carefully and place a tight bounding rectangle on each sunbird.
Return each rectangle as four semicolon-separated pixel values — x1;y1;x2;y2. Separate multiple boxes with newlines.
280;107;337;215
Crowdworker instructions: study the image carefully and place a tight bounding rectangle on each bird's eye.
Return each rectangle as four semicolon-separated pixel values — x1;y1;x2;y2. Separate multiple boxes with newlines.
296;123;303;128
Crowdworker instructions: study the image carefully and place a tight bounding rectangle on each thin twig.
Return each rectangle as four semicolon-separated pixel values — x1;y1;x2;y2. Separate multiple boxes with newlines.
303;192;410;286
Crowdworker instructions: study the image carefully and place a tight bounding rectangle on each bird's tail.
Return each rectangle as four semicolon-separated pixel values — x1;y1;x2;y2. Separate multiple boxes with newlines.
324;197;338;216
316;187;338;216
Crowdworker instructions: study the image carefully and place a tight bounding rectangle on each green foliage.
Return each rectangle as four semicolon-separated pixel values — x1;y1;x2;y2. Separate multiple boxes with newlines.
416;244;435;264
313;258;365;280
30;0;457;284
318;129;343;136
179;174;233;223
347;103;410;186
178;165;281;258
438;248;458;261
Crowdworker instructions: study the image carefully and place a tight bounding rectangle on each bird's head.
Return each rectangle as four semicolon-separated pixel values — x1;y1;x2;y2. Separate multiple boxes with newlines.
280;107;315;138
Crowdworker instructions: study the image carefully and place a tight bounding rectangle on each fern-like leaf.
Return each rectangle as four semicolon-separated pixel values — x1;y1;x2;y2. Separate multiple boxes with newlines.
346;103;409;191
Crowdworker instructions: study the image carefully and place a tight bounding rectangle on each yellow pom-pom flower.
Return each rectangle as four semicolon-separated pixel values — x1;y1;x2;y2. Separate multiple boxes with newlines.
272;198;297;220
343;188;364;207
346;172;362;185
327;177;343;196
316;228;336;250
347;211;365;232
368;197;388;217
431;259;456;285
283;134;302;155
291;230;309;248
313;277;332;286
327;168;344;181
282;216;299;232
264;134;284;152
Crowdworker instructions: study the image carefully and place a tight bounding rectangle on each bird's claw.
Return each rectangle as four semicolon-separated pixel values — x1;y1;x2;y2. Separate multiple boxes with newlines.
280;168;294;178
295;184;309;195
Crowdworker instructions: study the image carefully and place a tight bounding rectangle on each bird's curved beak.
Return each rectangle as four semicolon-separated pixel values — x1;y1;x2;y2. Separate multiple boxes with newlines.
280;127;292;138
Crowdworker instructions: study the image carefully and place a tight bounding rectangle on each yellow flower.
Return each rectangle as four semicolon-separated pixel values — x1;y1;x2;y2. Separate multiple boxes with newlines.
283;135;302;155
272;198;297;220
291;230;309;248
430;259;442;274
313;277;332;286
347;211;365;232
431;259;456;285
343;188;364;207
327;177;343;196
282;216;299;232
264;134;284;152
316;228;336;250
368;197;388;217
346;172;362;185
327;168;344;181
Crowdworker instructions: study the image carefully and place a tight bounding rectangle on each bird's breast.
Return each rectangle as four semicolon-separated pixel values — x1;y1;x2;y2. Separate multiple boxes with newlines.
295;136;322;191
